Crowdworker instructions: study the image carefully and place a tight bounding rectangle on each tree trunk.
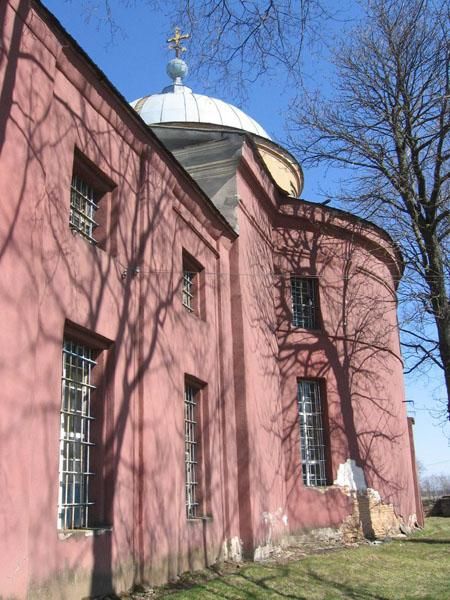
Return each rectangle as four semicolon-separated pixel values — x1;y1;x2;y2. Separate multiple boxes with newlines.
423;230;450;418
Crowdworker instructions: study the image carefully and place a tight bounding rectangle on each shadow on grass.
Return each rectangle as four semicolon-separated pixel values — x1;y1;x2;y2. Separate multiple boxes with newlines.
158;563;393;600
156;564;308;599
297;568;390;600
239;567;310;599
403;538;450;544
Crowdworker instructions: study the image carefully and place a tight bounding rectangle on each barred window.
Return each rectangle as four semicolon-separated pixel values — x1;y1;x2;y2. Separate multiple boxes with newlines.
182;269;195;313
58;339;97;529
182;251;204;317
291;277;319;329
297;380;328;487
70;174;99;243
184;382;199;518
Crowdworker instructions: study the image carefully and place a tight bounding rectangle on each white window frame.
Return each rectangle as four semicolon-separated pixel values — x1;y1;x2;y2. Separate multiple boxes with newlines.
297;379;328;487
291;277;319;329
184;382;200;518
182;269;195;312
58;339;96;529
69;174;99;244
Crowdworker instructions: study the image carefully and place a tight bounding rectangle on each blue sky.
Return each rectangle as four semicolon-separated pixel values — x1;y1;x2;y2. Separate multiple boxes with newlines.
43;0;449;477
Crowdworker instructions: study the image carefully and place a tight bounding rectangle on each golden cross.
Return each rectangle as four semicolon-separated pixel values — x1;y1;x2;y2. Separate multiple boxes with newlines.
167;27;190;58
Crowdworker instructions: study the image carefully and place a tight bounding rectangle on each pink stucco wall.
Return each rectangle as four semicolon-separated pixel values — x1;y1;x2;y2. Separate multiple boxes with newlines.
233;149;418;536
0;1;420;598
273;202;417;530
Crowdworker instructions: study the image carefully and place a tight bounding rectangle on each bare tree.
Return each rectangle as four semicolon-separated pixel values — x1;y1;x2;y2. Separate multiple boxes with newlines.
69;0;161;41
72;0;329;98
174;0;326;97
289;0;450;418
421;471;450;500
68;0;449;414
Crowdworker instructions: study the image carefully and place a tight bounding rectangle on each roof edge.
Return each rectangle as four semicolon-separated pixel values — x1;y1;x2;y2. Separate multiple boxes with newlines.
282;196;404;279
31;0;237;240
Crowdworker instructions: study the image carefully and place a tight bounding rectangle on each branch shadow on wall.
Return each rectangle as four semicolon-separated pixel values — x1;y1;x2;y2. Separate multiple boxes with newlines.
272;207;413;538
0;7;417;596
0;24;240;597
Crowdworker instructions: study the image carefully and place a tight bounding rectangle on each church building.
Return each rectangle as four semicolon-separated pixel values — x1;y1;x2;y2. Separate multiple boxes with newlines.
0;1;423;598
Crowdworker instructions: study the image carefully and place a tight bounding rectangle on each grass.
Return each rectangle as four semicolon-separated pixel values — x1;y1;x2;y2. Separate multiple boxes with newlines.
155;518;450;600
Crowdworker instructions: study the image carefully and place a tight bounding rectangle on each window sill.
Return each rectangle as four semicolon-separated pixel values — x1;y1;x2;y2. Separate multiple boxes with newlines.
187;515;213;524
70;228;108;254
291;326;322;333
304;484;334;494
58;526;112;540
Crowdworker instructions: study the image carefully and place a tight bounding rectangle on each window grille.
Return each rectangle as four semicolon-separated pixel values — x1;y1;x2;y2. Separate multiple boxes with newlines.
58;339;96;529
291;277;319;329
182;270;195;312
70;174;99;243
184;383;199;518
297;380;328;487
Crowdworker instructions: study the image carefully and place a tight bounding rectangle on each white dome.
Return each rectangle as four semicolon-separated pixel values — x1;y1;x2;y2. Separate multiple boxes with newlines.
129;58;303;197
131;83;271;140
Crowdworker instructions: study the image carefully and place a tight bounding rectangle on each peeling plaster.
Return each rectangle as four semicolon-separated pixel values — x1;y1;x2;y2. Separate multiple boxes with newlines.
254;508;289;561
221;537;242;562
254;543;273;561
334;459;367;492
367;488;381;502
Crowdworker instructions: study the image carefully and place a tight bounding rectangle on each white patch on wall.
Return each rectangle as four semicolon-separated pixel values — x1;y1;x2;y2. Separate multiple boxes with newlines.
254;508;289;561
254;543;272;561
222;537;242;562
334;459;367;492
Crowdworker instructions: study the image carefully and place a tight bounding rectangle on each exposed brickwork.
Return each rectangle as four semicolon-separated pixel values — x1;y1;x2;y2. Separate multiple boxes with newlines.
0;1;421;596
340;490;401;541
340;508;364;543
365;491;399;538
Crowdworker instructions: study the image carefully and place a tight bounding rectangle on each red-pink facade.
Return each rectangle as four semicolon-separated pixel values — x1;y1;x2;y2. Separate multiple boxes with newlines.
0;2;422;598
